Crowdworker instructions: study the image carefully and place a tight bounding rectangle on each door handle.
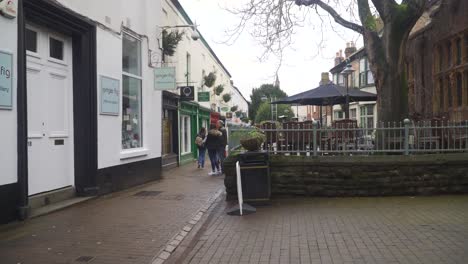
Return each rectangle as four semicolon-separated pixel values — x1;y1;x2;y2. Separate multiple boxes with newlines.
28;141;32;147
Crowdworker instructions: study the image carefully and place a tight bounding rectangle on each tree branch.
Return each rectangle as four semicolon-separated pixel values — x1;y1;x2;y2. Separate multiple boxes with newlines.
357;0;377;31
371;0;397;21
294;0;364;34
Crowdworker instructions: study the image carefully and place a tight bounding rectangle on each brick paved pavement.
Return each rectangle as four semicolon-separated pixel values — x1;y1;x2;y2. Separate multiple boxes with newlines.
0;163;224;264
176;196;468;264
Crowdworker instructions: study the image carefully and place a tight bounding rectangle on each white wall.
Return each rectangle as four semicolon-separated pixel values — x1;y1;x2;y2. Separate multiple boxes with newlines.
162;0;234;114
0;15;18;186
231;86;249;117
57;0;163;169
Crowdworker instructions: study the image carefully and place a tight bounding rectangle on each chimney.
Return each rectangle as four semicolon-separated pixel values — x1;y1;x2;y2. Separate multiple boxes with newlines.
334;52;343;66
345;41;357;58
320;72;330;85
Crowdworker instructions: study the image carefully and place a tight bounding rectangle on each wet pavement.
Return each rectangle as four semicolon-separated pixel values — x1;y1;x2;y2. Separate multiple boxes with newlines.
175;195;468;264
0;163;224;264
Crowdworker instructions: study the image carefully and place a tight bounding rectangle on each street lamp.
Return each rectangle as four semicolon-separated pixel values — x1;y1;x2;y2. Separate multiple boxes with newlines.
160;23;200;41
340;63;355;119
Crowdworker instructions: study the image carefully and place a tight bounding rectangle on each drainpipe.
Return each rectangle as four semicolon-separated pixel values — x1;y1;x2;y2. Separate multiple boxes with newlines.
17;0;30;220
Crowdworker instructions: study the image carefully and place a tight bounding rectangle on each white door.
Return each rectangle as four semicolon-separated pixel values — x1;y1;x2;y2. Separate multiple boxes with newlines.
26;25;74;196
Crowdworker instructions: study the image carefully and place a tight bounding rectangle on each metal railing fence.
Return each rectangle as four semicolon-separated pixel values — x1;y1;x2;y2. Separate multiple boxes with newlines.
228;119;468;156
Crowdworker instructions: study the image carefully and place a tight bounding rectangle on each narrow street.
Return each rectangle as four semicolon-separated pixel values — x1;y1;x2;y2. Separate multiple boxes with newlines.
0;164;224;264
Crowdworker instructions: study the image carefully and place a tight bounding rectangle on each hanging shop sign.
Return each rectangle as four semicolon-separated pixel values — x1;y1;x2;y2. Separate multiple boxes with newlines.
0;0;17;19
154;67;176;90
180;86;194;101
221;106;229;112
0;51;13;109
226;112;233;119
100;75;120;115
198;91;210;102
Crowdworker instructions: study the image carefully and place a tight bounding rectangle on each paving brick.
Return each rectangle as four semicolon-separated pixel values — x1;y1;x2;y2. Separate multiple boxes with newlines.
180;196;468;264
0;163;224;264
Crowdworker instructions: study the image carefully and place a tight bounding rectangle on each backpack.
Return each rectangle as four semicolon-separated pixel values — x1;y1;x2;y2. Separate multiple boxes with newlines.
195;136;204;147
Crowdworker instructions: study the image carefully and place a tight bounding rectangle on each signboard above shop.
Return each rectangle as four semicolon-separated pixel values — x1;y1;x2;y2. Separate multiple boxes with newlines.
198;91;210;102
154;67;176;90
180;86;194;101
0;0;17;19
0;51;13;110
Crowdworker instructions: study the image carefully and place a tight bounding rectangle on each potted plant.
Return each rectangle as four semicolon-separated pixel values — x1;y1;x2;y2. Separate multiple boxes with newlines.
162;29;184;61
204;72;216;88
231;105;238;112
215;84;224;96
240;129;266;151
222;93;231;103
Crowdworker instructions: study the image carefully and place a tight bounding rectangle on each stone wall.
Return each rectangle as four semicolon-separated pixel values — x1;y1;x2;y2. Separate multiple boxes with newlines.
224;154;468;199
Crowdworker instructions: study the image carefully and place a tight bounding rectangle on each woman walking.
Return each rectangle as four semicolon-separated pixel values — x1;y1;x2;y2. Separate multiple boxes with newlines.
204;124;222;175
195;127;207;169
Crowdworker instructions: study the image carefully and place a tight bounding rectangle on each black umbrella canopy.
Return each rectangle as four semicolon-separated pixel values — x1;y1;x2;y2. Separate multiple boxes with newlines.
272;82;377;106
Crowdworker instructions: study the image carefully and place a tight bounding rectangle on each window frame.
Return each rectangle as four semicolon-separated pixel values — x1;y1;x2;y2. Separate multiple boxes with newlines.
121;32;144;151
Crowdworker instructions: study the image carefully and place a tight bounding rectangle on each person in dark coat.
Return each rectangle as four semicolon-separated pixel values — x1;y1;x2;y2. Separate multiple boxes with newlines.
195;127;207;169
204;124;222;175
216;120;228;174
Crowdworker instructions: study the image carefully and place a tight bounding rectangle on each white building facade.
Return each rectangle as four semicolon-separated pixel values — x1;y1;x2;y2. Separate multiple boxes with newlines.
0;0;165;224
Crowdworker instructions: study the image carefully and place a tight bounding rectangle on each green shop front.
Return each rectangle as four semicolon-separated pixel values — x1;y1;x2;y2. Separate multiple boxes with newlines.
179;102;211;165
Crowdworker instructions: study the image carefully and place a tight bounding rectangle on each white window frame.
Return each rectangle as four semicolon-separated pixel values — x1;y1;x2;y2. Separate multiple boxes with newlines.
180;115;191;155
121;32;144;152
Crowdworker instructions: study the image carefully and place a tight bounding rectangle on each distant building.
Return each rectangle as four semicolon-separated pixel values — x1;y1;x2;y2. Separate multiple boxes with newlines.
329;42;378;129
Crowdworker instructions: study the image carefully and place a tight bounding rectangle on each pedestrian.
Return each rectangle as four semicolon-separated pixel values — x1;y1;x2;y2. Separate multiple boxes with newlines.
195;127;207;169
204;124;222;175
216;120;228;174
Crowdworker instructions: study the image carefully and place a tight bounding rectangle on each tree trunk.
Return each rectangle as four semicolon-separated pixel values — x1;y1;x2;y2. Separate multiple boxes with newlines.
364;20;413;123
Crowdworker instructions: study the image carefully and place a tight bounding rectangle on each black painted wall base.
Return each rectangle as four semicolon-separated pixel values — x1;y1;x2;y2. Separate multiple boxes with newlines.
96;157;162;195
0;183;20;224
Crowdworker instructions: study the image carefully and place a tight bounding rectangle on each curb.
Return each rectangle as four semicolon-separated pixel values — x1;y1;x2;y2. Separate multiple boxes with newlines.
150;188;224;264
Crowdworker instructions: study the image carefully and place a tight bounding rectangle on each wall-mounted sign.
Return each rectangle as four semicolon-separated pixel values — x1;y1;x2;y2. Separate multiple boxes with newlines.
221;107;229;112
100;75;120;115
180;86;194;101
198;91;210;102
0;51;13;110
226;112;233;119
154;67;176;90
0;0;17;19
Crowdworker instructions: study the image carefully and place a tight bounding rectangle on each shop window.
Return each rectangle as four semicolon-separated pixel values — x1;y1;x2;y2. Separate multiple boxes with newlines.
456;73;462;107
456;38;462;65
25;28;37;53
122;33;143;150
180;115;191;154
49;37;64;60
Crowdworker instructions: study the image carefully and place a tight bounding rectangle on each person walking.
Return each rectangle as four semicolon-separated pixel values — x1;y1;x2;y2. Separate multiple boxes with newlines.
205;124;222;175
216;120;228;174
195;127;207;169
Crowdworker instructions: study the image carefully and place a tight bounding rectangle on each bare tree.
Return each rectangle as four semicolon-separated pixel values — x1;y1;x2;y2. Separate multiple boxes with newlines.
228;0;428;122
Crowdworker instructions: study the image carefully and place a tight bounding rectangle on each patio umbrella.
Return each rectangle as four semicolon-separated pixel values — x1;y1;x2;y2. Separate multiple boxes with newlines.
271;82;377;125
272;82;377;106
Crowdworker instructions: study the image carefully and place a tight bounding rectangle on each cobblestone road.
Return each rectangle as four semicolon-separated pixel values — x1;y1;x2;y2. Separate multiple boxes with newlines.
177;196;468;264
0;163;224;264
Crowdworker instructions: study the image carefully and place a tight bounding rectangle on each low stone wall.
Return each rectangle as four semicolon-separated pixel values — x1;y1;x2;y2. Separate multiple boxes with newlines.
224;153;468;199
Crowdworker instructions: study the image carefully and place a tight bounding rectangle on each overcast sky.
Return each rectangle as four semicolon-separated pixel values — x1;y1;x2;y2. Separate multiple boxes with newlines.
179;0;364;100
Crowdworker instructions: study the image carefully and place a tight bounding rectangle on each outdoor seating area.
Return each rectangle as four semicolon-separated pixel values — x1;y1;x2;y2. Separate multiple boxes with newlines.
228;119;468;156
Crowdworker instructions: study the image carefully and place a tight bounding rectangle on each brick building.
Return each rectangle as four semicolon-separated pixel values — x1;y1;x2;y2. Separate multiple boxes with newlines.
407;0;468;121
